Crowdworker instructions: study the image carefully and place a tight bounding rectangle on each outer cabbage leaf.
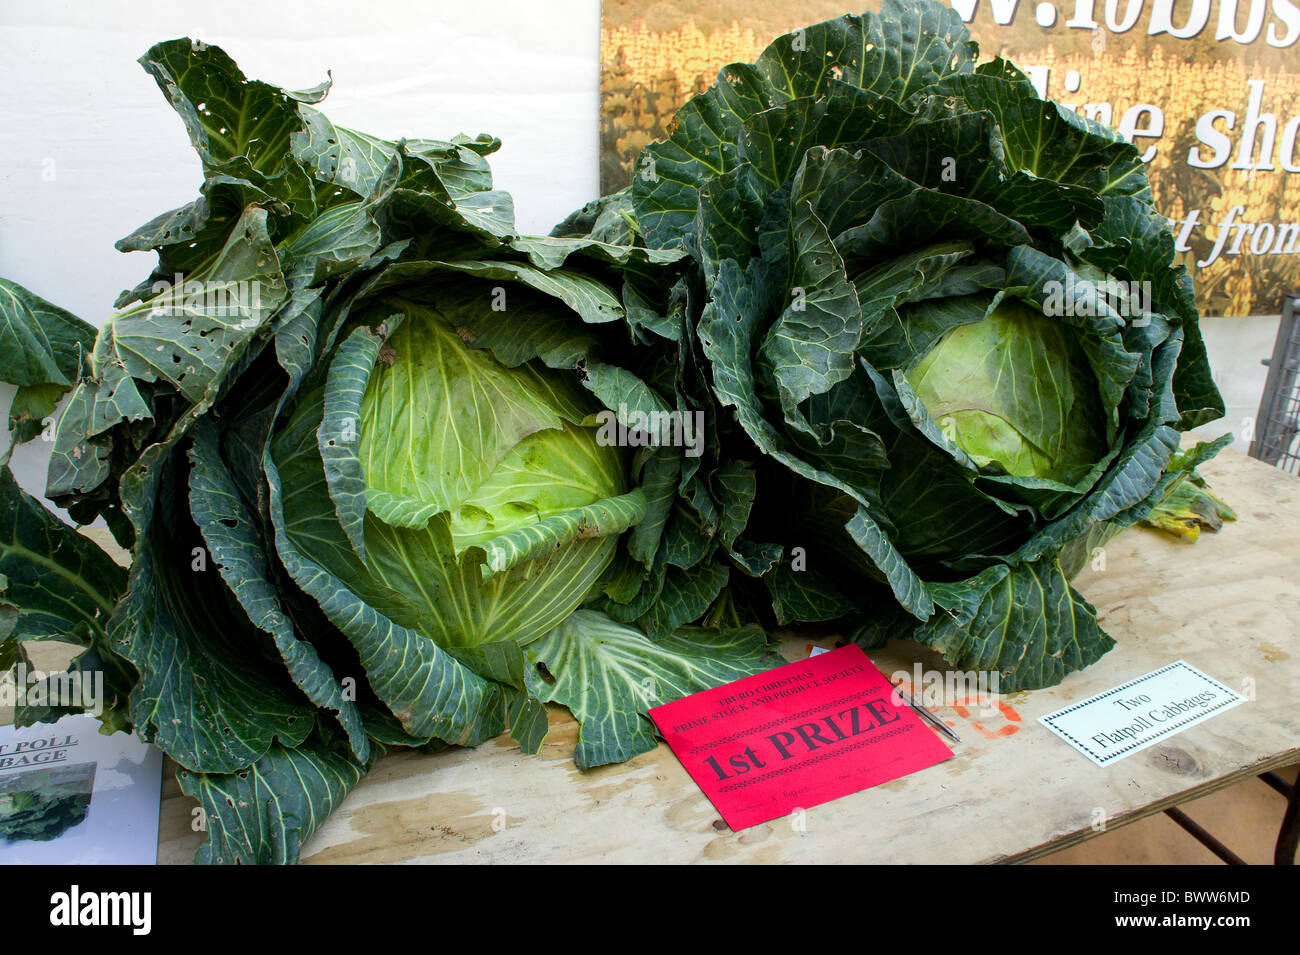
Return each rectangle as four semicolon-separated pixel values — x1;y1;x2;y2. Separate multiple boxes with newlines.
176;738;367;865
524;610;780;768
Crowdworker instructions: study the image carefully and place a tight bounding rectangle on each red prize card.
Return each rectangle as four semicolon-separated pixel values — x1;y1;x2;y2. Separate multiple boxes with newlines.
648;645;953;830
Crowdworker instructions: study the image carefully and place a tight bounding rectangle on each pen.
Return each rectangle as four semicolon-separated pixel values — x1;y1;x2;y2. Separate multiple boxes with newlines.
894;681;962;744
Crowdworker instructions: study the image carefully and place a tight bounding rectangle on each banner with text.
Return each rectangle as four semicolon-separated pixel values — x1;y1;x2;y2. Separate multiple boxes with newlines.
600;0;1300;317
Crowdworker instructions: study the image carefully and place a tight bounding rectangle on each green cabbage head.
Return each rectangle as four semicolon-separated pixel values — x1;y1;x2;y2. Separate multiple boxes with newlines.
906;296;1106;483
343;299;630;649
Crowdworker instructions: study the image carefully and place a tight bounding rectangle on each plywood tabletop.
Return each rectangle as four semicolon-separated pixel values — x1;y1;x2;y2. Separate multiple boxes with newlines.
8;450;1296;863
144;449;1299;863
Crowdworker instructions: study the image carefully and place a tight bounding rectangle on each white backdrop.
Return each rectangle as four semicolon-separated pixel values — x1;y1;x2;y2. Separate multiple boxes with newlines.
0;0;601;492
0;0;600;320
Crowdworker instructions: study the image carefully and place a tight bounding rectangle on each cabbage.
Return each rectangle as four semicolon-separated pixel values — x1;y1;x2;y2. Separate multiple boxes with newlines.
905;297;1106;484
0;39;779;864
286;296;636;653
560;0;1232;690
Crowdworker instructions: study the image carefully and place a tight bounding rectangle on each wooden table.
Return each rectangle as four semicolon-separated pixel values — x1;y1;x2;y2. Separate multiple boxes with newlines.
149;448;1299;863
11;450;1300;863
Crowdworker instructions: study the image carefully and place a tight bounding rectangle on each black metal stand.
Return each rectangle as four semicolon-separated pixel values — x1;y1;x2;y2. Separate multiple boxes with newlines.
1261;770;1299;866
1249;291;1300;472
1162;769;1298;865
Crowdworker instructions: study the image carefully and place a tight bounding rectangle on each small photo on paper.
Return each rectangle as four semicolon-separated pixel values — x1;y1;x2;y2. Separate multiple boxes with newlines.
0;762;97;844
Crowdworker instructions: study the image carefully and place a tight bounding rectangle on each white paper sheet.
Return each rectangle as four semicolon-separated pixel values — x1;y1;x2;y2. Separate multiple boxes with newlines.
0;715;162;864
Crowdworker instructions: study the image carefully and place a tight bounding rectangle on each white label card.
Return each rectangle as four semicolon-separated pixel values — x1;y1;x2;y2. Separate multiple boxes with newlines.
1038;661;1245;766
